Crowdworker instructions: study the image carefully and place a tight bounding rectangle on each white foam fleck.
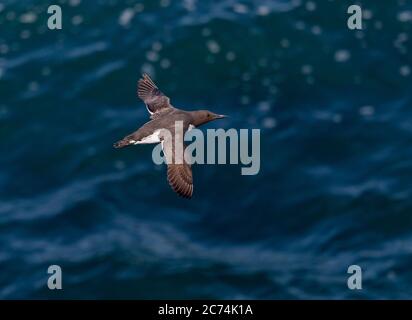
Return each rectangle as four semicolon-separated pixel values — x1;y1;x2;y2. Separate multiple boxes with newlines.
374;21;383;30
141;63;155;76
72;15;83;25
311;25;322;35
119;8;134;27
314;111;332;121
387;271;397;281
0;106;8;119
295;21;306;30
160;59;171;69
69;0;81;7
248;116;257;125
42;67;51;76
87;146;96;156
257;5;270;16
0;44;9;54
355;31;364;39
363;10;373;19
152;42;162;51
20;30;31;39
206;40;220;54
395;32;408;44
183;0;196;11
226;51;236;61
233;4;249;14
269;86;278;94
262;117;277;129
398;11;412;22
28;81;39;92
202;28;211;37
262;78;271;86
333;114;342;123
258;101;271;112
301;64;313;75
280;38;290;48
306;76;314;85
400;65;411;76
242;73;251;81
19;12;37;24
134;3;144;12
334;50;351;62
258;58;268;67
114;161;125;170
160;0;171;7
6;11;16;21
146;50;159;62
241;95;250;105
359;105;374;117
305;1;316;11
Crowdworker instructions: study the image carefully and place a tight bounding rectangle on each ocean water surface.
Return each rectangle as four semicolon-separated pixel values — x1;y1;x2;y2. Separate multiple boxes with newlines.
1;0;412;299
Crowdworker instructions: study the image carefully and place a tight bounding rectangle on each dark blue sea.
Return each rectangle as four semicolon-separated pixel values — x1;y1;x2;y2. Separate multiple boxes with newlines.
1;0;412;299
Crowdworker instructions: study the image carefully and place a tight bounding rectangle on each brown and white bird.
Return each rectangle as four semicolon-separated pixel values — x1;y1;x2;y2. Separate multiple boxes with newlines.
114;73;226;199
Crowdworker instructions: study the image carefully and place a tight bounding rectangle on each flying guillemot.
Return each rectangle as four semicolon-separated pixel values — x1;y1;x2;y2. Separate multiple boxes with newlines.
114;73;226;199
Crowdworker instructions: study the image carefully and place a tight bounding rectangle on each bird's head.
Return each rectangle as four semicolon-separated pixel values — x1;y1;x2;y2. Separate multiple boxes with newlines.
191;110;227;126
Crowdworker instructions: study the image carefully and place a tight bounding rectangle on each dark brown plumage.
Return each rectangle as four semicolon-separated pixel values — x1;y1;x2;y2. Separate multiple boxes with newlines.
137;73;172;118
114;73;226;199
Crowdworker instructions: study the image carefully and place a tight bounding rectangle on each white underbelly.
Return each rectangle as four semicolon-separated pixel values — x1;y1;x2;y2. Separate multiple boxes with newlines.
134;130;161;144
132;125;195;145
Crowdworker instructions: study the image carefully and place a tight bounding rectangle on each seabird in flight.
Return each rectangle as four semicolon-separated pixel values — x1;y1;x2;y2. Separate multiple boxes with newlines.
114;73;226;199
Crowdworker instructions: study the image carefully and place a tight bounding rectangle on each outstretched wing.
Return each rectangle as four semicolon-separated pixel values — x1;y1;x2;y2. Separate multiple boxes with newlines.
167;163;193;199
137;73;172;118
162;132;193;199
